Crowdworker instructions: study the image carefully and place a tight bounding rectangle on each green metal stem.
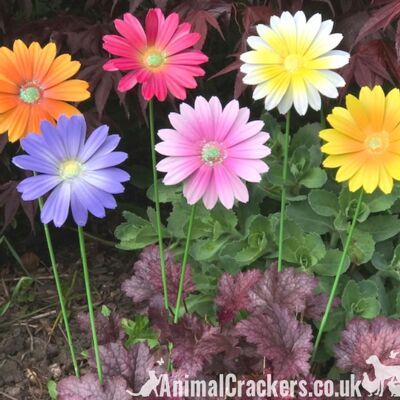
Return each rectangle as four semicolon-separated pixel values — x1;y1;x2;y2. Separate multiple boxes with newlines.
174;204;197;323
77;226;103;383
149;99;169;311
38;197;80;377
312;190;364;361
277;110;291;272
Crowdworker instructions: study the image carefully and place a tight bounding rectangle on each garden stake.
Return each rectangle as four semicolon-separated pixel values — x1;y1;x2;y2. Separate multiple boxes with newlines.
149;99;169;311
38;196;80;377
77;226;103;383
174;204;197;323
312;189;364;361
277;109;291;272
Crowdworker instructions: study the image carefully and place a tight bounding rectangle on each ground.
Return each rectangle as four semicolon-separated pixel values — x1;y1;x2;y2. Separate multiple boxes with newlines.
0;233;134;400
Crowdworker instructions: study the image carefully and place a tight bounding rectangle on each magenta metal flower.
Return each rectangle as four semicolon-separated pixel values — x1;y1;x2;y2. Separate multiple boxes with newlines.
103;8;208;101
155;96;271;209
13;115;130;227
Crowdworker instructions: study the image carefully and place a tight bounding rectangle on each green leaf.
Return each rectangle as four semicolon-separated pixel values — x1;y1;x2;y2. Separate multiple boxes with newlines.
291;123;322;149
101;305;111;317
308;189;339;217
122;316;159;349
47;380;58;400
358;215;400;242
313;249;350;277
299;167;327;189
146;181;182;203
287;201;333;234
115;211;160;250
356;297;381;319
345;229;375;265
363;188;400;213
186;293;215;318
342;280;361;312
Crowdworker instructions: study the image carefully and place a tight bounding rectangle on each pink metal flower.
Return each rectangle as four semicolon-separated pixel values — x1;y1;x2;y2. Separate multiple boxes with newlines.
103;8;208;101
155;96;271;209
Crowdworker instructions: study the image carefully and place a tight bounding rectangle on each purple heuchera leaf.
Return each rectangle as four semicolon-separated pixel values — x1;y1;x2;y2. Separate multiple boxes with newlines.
122;245;195;312
216;270;262;324
154;313;235;378
303;293;340;321
249;266;317;315
88;342;158;392
236;304;313;379
335;317;400;378
57;373;131;400
77;311;125;345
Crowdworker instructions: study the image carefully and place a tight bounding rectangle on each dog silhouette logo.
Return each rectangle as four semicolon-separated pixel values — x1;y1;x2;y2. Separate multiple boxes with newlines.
126;370;161;397
362;354;400;396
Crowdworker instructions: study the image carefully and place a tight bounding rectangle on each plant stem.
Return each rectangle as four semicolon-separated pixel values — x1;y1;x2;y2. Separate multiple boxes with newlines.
38;197;80;377
174;204;197;323
149;99;169;311
277;110;291;272
77;226;103;383
312;190;364;361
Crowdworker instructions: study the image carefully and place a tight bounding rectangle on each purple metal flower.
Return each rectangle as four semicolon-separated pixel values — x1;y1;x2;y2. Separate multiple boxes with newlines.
13;115;130;227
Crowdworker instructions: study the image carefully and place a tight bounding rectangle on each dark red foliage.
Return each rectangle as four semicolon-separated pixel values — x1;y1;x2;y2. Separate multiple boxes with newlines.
122;245;196;313
88;342;159;392
216;270;262;324
0;180;35;232
335;317;400;378
236;304;313;379
77;311;125;345
248;266;318;316
57;373;131;400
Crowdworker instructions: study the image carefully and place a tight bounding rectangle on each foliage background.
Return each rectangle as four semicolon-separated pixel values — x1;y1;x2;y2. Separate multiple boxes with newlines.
2;0;400;369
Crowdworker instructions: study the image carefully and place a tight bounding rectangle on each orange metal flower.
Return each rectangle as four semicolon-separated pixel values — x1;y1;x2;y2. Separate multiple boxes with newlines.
0;40;90;142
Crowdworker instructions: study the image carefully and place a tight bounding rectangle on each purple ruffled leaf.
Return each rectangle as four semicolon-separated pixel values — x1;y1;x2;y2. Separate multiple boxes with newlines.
236;304;313;379
249;266;317;315
57;373;131;400
77;311;125;345
335;317;400;378
88;342;158;392
122;245;196;312
216;270;262;324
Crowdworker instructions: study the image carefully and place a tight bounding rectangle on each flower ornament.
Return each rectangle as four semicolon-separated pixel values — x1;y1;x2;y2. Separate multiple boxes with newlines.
103;8;208;101
320;85;400;194
13;115;130;227
240;11;350;115
155;96;270;209
0;40;90;142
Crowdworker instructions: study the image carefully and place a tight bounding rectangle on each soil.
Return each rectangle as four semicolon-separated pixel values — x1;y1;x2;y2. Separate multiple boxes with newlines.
0;233;135;400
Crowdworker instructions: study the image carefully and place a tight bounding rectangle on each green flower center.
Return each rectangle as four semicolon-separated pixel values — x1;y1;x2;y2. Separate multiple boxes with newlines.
145;52;165;68
60;160;82;179
284;54;303;73
201;142;226;166
365;131;389;154
19;86;41;104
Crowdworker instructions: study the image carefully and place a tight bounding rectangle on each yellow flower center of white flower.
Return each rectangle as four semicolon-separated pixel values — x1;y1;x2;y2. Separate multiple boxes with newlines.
201;142;226;166
284;54;303;73
365;131;389;154
144;49;166;68
19;85;41;104
60;160;82;179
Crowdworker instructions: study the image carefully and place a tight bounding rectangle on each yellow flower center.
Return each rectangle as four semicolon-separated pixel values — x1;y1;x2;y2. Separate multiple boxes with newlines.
201;142;226;166
365;131;389;154
144;49;166;68
60;160;82;179
19;85;41;104
284;54;303;73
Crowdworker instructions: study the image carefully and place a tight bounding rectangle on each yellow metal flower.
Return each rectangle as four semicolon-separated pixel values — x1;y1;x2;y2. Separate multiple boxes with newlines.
240;11;349;115
320;85;400;194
